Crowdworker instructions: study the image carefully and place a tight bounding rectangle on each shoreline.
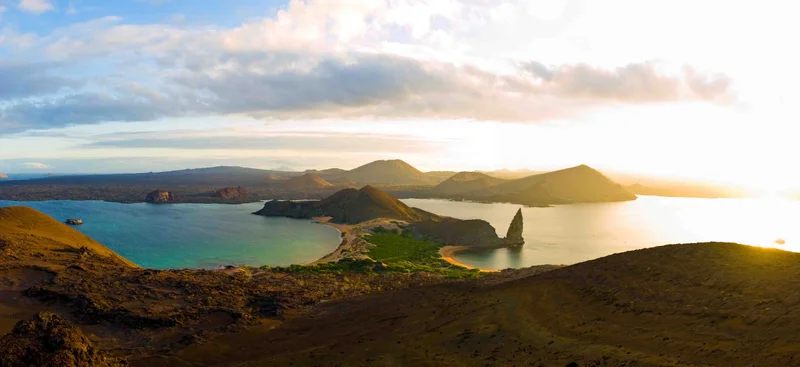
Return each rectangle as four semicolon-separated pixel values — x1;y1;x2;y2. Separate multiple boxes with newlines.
307;217;354;265
439;246;499;273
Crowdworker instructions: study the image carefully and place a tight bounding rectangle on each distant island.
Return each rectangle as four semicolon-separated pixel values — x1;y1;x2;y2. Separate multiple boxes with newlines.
0;159;638;206
255;185;525;267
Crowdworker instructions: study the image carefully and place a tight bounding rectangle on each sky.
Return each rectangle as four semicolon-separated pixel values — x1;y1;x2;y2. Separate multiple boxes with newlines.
0;0;798;191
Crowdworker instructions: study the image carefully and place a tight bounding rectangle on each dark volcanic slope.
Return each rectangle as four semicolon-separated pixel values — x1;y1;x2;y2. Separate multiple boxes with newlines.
256;185;429;224
163;243;800;367
431;171;506;195
466;164;636;205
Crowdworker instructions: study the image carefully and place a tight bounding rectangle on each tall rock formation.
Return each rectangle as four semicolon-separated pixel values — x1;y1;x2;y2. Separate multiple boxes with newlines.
504;208;524;247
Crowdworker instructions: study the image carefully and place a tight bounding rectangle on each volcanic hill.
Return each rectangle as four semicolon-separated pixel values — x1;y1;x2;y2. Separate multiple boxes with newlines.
463;164;636;206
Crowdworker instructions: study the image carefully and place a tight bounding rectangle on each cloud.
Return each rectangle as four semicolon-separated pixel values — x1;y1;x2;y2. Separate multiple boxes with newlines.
18;0;54;14
82;131;442;154
23;162;52;169
0;1;735;133
0;61;80;100
520;61;733;102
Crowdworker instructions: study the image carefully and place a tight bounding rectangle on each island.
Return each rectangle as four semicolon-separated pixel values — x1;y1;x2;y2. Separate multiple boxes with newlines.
0;173;7;179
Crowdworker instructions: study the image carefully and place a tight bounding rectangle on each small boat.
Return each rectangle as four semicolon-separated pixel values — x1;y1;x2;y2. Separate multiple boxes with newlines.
65;218;83;225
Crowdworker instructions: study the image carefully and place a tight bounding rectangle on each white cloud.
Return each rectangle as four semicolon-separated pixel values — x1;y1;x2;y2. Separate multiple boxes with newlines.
23;162;52;169
0;0;736;133
18;0;54;14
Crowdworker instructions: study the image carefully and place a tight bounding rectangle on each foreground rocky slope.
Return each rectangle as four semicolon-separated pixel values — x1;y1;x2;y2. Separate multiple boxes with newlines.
154;242;800;367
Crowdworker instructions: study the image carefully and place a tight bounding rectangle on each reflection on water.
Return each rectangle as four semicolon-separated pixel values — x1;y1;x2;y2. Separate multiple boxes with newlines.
402;196;800;270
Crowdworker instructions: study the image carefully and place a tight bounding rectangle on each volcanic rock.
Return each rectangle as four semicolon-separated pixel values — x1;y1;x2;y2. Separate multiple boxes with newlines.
504;208;524;246
0;312;124;367
213;186;249;199
145;190;175;203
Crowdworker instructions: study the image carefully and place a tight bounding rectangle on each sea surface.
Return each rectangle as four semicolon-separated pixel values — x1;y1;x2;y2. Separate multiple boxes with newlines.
402;196;800;270
0;200;340;269
3;196;798;271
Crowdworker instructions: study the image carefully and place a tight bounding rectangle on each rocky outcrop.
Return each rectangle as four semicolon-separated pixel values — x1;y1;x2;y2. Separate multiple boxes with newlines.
65;218;83;225
0;312;124;367
213;186;249;199
504;208;524;247
145;190;175;203
411;218;503;247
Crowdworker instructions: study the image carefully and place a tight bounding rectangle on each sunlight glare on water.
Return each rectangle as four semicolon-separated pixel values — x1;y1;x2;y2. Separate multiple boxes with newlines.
402;196;800;269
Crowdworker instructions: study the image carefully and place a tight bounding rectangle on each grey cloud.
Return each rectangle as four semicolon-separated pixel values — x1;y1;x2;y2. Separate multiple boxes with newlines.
1;91;180;133
1;47;733;133
0;62;80;100
82;133;442;154
520;61;731;102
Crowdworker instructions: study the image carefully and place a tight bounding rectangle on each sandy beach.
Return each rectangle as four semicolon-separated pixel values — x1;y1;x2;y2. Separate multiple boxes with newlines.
439;246;498;272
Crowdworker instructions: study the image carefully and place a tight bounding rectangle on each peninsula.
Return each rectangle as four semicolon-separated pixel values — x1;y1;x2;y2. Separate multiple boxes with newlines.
255;186;526;269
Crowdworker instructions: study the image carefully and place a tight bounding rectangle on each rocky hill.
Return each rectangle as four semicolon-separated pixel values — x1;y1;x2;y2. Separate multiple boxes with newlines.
341;159;435;185
255;185;429;224
464;164;636;206
0;206;137;268
270;173;333;189
431;171;506;195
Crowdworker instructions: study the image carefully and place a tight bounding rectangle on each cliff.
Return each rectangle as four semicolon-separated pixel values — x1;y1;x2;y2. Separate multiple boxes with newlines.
144;190;175;203
213;186;249;199
411;218;503;247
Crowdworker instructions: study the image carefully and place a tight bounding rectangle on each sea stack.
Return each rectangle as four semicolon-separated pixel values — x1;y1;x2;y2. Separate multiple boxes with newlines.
145;190;175;203
504;208;524;247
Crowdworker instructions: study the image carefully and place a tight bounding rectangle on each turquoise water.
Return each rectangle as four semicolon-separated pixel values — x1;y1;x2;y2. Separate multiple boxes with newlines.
0;200;340;269
402;196;800;270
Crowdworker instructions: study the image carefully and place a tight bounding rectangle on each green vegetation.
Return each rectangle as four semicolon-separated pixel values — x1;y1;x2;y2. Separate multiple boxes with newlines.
365;229;480;279
272;259;384;274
